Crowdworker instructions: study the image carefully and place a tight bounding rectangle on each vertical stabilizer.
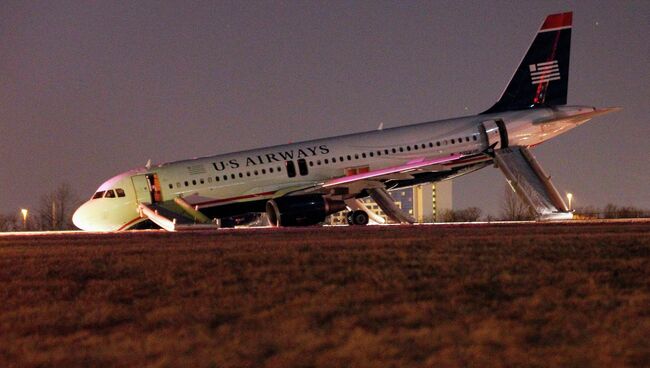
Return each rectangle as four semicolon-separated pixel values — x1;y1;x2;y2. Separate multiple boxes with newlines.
483;12;572;114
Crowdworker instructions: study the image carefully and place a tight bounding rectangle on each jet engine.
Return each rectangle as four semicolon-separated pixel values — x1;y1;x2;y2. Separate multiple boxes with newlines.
266;195;346;227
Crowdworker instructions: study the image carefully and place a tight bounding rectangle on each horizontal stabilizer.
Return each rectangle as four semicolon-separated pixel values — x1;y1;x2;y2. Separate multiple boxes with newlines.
494;147;572;220
533;107;621;126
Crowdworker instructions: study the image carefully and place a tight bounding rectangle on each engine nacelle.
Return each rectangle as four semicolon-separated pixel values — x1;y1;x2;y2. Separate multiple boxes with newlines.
266;195;345;227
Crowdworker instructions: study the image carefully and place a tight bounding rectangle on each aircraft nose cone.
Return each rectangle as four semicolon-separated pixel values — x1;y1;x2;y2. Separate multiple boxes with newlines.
72;202;92;231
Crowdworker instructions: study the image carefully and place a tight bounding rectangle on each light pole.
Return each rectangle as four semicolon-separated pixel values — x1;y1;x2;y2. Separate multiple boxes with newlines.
21;209;28;230
566;193;573;211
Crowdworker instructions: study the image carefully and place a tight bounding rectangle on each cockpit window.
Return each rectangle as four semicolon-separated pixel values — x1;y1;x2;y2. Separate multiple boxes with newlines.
92;188;125;199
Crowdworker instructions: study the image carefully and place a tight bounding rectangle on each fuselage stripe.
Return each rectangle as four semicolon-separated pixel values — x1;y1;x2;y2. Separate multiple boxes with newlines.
118;216;145;231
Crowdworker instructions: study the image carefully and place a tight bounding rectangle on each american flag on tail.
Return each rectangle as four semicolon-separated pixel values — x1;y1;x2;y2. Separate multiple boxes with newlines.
529;60;560;85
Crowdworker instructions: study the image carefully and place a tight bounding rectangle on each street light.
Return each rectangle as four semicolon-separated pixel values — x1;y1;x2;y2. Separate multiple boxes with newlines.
566;193;573;211
21;209;28;230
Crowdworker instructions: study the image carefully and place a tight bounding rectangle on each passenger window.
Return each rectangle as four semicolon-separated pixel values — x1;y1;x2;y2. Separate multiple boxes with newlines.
104;190;116;198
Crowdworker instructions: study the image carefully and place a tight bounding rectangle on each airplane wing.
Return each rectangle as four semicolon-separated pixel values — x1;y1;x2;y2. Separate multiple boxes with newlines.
146;153;467;226
285;153;465;197
323;153;463;187
183;153;468;209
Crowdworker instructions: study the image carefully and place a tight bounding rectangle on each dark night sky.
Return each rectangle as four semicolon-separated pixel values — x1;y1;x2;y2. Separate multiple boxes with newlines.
1;1;648;216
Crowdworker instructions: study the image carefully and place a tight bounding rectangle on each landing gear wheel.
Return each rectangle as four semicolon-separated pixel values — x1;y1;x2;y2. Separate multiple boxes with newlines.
346;210;369;226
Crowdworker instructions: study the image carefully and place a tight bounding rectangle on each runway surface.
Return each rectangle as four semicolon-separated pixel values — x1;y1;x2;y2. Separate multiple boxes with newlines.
1;221;649;367
2;217;649;237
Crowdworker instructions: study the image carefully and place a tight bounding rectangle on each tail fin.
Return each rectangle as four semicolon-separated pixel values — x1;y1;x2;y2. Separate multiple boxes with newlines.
483;12;572;114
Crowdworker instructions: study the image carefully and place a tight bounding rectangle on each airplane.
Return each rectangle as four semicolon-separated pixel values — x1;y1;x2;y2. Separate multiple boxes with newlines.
73;11;619;231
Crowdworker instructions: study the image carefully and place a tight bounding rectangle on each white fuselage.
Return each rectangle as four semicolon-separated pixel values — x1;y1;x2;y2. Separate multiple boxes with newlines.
72;106;596;231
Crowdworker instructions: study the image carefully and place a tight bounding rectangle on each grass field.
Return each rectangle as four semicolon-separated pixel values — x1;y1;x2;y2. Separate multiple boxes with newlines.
1;222;649;367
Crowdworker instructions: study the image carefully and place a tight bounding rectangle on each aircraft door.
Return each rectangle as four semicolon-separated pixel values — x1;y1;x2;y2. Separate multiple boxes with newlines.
297;159;309;176
131;174;162;204
285;161;297;178
480;119;508;149
131;175;152;204
148;174;163;202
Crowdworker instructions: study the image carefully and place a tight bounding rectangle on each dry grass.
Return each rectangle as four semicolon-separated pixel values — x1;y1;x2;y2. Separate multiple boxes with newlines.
1;222;649;367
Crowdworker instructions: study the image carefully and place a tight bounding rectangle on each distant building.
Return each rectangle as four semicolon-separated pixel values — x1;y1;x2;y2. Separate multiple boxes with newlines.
328;181;453;224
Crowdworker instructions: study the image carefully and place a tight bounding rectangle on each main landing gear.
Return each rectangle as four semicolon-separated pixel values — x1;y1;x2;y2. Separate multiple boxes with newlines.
346;210;369;226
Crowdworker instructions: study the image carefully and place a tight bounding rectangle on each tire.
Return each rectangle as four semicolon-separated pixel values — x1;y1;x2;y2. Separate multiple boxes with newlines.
349;210;369;226
346;211;354;225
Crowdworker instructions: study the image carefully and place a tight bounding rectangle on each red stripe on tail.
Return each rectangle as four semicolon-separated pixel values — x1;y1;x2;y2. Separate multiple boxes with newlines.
541;12;572;30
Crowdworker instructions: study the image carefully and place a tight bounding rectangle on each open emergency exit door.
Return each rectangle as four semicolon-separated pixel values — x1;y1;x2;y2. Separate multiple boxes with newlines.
131;174;162;204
